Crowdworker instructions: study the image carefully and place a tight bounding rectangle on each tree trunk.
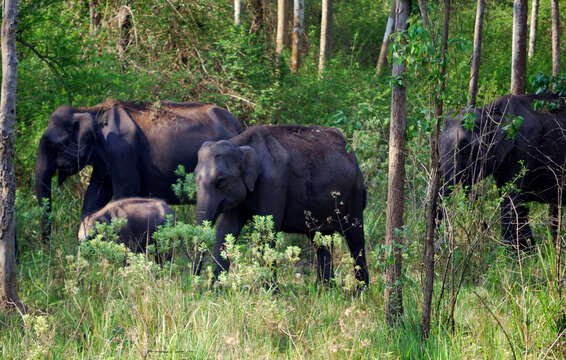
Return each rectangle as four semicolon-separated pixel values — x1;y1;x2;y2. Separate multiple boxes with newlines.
89;0;100;35
385;0;409;326
467;0;485;108
276;0;286;55
510;0;527;95
376;0;396;75
422;0;450;339
118;6;132;62
417;0;430;30
0;0;23;312
250;0;264;34
551;0;560;77
527;0;538;60
234;0;241;27
318;0;332;78
291;0;304;73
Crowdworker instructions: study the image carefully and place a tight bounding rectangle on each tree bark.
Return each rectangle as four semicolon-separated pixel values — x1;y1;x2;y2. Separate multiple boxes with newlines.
417;0;430;30
318;0;332;78
276;0;286;55
118;6;132;62
234;0;241;27
0;0;23;312
467;0;485;108
291;0;304;73
527;0;538;60
510;0;527;95
385;0;409;326
551;0;560;77
89;0;100;36
422;0;450;339
250;0;264;34
376;0;396;75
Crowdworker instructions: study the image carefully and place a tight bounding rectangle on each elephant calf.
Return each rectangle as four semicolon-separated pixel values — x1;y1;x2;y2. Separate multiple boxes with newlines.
78;198;173;257
194;125;369;285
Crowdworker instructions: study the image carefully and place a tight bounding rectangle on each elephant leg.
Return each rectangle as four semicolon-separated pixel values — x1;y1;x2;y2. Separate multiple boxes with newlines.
81;170;113;219
316;245;334;283
212;210;248;278
500;196;533;250
548;203;560;244
343;224;369;286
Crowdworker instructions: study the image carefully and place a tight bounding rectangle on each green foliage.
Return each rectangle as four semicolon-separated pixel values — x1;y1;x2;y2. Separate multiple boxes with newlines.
171;165;196;203
502;114;524;140
530;71;566;96
152;216;215;267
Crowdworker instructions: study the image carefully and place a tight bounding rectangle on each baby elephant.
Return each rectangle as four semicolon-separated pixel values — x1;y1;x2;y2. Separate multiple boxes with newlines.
195;125;369;285
78;198;173;255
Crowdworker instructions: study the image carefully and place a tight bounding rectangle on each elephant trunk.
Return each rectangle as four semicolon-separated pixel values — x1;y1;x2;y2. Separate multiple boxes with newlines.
35;137;55;241
195;195;219;226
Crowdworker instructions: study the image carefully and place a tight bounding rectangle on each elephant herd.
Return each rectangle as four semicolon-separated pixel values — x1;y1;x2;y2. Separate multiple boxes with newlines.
35;93;566;286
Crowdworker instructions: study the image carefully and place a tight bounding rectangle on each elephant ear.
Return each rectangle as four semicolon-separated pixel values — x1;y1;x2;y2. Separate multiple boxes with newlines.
240;146;259;192
72;112;98;146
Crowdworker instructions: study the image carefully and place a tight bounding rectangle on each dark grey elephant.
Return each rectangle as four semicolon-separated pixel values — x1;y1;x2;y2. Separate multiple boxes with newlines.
440;93;566;249
194;125;369;285
35;99;242;240
78;197;173;258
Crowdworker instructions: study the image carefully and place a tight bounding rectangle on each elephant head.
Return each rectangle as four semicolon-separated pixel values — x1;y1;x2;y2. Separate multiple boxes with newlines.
35;106;101;236
194;140;259;225
439;105;515;198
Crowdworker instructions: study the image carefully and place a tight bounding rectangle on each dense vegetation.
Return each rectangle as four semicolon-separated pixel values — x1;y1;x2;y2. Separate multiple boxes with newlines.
1;0;565;358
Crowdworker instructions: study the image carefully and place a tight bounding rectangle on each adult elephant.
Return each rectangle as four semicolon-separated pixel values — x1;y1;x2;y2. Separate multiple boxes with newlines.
194;125;369;285
439;93;566;249
35;99;242;239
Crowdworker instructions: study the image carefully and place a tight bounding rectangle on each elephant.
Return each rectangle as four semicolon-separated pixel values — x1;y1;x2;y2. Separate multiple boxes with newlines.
35;99;242;240
439;93;566;249
194;124;369;285
78;197;173;259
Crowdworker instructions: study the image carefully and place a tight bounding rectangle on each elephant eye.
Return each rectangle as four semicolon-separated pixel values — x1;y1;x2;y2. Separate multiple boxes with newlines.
216;176;228;188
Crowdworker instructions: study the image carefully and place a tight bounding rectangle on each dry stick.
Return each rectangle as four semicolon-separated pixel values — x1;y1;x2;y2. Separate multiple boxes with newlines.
541;327;566;360
473;290;518;360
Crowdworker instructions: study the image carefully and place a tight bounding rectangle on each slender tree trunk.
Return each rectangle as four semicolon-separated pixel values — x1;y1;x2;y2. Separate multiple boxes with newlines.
422;0;450;339
276;0;286;55
250;0;264;34
467;0;485;108
417;0;430;30
234;0;241;27
291;0;304;73
527;0;538;60
376;0;396;75
385;0;409;326
117;6;132;63
89;0;100;35
0;0;23;312
551;0;560;77
510;0;527;95
318;0;332;78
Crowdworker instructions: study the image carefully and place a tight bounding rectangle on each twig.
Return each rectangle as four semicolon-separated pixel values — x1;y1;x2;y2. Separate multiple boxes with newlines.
226;94;257;107
541;327;566;360
473;290;518;360
17;37;73;105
